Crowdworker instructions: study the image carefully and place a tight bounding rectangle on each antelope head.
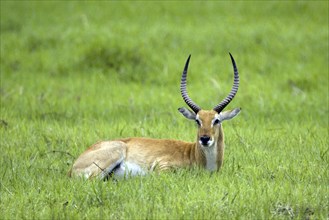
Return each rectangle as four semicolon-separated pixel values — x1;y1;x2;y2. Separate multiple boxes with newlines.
178;53;240;169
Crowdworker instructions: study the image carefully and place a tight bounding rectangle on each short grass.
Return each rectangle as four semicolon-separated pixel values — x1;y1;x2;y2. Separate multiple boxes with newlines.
1;1;328;219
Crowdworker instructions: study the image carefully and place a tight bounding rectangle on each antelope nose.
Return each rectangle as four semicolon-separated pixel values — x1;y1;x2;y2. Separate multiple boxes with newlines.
200;135;210;145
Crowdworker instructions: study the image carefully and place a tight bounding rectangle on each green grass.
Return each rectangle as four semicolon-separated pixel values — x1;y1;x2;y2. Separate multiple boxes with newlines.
1;1;328;219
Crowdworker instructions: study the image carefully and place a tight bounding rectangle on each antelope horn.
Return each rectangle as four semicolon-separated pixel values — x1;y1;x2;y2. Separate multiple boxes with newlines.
180;55;201;113
213;53;239;113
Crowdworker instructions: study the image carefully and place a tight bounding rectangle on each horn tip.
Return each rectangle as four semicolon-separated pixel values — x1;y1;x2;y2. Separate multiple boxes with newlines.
228;52;237;67
184;54;192;70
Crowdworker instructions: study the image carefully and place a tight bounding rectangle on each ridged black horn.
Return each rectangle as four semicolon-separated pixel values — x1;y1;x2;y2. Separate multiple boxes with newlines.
180;55;201;113
213;53;239;113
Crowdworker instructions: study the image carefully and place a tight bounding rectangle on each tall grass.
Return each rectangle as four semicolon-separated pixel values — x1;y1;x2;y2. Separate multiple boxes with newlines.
1;1;328;219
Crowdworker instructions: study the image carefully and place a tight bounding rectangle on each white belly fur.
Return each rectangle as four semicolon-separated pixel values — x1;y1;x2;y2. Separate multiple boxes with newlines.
113;161;146;177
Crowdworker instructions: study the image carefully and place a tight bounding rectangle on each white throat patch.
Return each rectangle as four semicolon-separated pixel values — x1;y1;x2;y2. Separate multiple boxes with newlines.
202;142;218;171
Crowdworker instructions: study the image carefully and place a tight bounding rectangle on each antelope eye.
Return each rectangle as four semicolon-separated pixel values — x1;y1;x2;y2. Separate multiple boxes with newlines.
195;119;201;126
213;119;220;125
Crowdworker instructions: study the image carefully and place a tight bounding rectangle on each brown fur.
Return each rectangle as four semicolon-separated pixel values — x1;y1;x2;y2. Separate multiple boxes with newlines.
69;109;232;179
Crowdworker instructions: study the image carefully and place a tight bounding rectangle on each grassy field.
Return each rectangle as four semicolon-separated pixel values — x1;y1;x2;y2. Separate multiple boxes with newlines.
1;1;328;219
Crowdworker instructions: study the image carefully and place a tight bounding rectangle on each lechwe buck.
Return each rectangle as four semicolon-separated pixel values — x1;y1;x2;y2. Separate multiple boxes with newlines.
69;53;241;179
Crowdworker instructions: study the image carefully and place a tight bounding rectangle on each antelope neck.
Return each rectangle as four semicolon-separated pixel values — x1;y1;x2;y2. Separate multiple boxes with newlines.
202;142;218;171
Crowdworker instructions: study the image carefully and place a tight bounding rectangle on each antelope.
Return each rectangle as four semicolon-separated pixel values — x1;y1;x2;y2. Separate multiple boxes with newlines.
69;53;241;179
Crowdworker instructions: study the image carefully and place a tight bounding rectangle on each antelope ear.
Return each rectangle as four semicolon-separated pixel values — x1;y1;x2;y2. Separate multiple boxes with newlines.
178;107;196;120
219;108;241;122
